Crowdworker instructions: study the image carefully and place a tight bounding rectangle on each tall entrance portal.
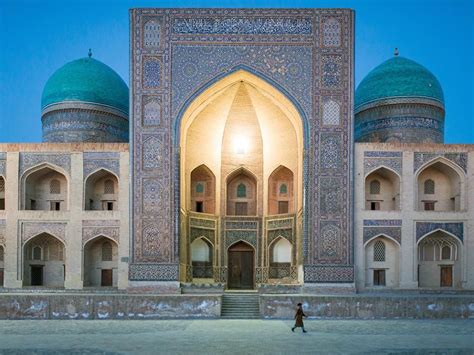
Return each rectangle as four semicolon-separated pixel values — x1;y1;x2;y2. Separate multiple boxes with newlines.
180;71;304;288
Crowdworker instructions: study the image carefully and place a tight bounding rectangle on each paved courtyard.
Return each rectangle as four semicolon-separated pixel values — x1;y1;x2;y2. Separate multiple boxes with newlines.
0;319;473;354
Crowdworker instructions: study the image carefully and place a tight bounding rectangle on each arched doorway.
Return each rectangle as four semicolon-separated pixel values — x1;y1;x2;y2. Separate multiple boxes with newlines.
23;233;65;287
83;236;119;287
84;169;119;211
179;69;305;288
228;241;254;290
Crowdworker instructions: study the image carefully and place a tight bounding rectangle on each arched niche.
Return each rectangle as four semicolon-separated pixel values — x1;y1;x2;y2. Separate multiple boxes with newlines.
190;238;213;279
268;166;294;215
0;176;5;210
226;169;257;216
416;159;464;212
269;237;292;279
83;236;118;287
365;167;400;211
417;230;462;288
190;165;216;214
84;169;119;211
22;165;68;211
23;233;65;287
364;236;400;288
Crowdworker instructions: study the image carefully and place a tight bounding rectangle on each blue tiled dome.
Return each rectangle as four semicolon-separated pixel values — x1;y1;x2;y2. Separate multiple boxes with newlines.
41;57;129;114
355;57;444;110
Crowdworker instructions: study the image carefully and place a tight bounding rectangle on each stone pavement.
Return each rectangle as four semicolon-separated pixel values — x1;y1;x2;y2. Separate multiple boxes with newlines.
0;319;473;354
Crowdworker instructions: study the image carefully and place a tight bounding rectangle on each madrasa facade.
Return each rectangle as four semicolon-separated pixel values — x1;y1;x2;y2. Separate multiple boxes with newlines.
0;8;473;298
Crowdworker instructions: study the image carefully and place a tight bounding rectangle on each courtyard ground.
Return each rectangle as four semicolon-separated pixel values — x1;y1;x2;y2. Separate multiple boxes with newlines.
0;319;473;354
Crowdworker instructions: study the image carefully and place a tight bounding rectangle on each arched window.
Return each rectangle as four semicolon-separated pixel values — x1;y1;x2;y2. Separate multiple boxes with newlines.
441;245;451;260
373;240;385;262
50;179;60;194
32;246;42;260
101;241;113;261
370;180;381;195
195;183;204;194
279;184;288;195
424;179;435;194
237;183;247;198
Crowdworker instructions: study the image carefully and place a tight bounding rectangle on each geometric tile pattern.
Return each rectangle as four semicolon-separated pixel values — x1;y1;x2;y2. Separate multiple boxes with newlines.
413;152;468;173
416;222;463;243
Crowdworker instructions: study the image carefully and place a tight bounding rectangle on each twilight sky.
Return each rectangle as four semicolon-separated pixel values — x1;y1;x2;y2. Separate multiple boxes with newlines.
0;0;473;143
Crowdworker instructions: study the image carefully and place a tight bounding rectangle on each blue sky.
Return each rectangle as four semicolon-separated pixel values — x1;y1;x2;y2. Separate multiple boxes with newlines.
0;0;473;143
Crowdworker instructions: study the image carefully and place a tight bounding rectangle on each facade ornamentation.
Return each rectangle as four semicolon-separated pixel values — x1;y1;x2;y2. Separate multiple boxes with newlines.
364;151;403;176
82;220;120;245
83;152;120;178
414;152;468;173
416;222;463;242
19;153;71;176
21;221;67;244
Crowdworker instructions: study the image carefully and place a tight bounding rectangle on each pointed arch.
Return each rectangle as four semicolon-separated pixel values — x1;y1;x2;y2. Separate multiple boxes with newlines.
417;228;463;246
415;157;464;212
363;233;401;248
84;168;119;211
20;163;69;211
364;234;400;288
268;165;294;215
190;164;216;214
365;166;400;211
226;167;258;216
83;234;118;287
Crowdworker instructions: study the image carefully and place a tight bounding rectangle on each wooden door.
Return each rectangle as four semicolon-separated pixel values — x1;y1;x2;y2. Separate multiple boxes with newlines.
440;266;452;287
228;241;254;289
31;266;43;286
101;269;113;287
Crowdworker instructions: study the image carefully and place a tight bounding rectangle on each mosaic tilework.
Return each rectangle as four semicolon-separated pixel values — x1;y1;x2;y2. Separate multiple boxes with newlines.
171;17;312;35
355;100;445;144
143;97;163;126
19;153;71;176
320;133;342;170
82;220;120;245
322;17;341;47
318;221;342;259
21;221;67;244
363;219;402;226
322;99;341;126
83;152;120;178
364;151;403;176
143;57;162;89
416;222;463;242
143;18;162;48
321;55;342;88
131;8;354;283
320;177;342;215
414;152;468;173
129;263;179;281
304;265;354;283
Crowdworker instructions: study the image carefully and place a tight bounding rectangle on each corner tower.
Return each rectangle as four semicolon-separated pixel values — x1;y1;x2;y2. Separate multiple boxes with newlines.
355;52;445;143
41;52;129;142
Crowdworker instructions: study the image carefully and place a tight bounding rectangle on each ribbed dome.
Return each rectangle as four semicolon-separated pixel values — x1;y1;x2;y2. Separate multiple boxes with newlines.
355;56;444;109
41;57;129;115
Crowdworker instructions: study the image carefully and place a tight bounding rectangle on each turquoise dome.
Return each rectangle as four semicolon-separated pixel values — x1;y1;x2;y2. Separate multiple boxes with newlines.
355;56;444;109
41;57;129;115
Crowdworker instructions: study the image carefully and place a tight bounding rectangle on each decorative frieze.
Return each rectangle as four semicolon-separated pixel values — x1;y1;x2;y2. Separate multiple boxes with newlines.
304;265;354;283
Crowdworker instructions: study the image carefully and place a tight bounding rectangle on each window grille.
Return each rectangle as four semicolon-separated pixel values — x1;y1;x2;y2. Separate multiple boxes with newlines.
50;179;60;194
237;183;247;198
102;242;113;261
104;179;115;194
373;240;386;262
33;246;42;260
279;184;288;195
196;183;204;194
0;178;4;192
424;179;435;194
370;180;380;194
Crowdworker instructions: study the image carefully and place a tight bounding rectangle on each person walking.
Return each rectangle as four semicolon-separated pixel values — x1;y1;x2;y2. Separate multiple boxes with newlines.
291;303;307;333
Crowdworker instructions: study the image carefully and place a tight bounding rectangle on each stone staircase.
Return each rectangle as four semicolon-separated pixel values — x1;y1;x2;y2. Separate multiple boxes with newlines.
221;292;260;319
